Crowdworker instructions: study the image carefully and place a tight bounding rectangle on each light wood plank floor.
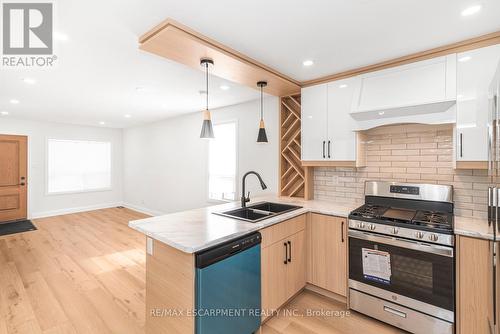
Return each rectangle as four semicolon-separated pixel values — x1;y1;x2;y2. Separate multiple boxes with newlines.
0;208;405;334
261;291;406;334
0;208;149;334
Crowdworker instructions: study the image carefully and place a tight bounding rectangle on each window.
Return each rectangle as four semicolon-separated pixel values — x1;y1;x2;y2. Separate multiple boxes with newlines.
47;139;111;194
208;122;237;201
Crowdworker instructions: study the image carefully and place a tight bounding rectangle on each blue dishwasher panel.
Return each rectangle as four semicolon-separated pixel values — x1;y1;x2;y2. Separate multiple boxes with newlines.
195;243;261;334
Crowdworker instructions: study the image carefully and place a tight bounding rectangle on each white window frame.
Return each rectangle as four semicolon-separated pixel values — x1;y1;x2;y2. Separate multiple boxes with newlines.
207;120;239;203
46;138;113;195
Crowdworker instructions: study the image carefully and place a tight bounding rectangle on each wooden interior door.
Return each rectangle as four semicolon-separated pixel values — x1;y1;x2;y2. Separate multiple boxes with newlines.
0;135;27;223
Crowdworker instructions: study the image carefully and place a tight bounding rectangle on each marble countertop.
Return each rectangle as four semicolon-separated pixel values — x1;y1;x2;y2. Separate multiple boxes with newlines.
454;216;494;240
129;194;498;253
128;196;355;253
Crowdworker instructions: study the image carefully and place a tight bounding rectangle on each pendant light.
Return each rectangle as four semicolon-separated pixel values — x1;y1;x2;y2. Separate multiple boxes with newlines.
200;58;215;139
257;81;268;143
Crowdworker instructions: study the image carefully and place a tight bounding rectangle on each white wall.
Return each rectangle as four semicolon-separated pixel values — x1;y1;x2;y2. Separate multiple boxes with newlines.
0;118;123;218
123;97;279;215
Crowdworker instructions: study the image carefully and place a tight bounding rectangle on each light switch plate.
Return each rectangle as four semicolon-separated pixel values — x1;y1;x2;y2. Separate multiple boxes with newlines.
146;237;154;255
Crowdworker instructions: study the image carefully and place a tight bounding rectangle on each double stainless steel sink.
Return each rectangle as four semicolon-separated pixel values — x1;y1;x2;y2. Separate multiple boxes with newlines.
214;202;302;223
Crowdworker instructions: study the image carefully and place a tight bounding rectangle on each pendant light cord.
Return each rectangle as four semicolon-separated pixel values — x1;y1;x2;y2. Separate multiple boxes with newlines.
260;84;263;120
205;63;209;110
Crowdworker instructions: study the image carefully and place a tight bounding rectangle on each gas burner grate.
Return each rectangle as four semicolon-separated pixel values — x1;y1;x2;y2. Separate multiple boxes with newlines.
350;204;388;219
412;210;452;230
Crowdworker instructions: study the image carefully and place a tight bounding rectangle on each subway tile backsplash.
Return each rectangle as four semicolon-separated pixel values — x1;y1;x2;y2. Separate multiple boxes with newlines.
313;124;490;218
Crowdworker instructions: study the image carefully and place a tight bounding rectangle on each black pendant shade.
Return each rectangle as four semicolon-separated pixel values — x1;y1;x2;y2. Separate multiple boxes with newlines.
257;81;268;143
200;58;215;139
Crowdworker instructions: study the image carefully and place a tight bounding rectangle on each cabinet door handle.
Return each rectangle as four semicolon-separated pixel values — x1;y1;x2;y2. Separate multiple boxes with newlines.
328;140;331;158
287;241;292;263
460;133;463;158
284;242;288;265
322;141;326;159
341;221;345;243
492;241;497;327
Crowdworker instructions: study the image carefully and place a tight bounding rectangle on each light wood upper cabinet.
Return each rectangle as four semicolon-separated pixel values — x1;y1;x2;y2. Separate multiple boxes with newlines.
308;213;347;297
456;236;494;334
301;78;358;162
456;44;500;162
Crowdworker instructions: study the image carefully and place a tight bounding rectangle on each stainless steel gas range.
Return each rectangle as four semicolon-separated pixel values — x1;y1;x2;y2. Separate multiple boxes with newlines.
348;181;455;334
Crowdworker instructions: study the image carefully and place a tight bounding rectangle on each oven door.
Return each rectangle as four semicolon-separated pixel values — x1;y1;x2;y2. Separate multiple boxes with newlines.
349;229;454;313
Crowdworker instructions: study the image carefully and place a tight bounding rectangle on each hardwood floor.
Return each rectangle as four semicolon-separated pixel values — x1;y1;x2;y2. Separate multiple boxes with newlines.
261;290;405;334
0;208;404;334
0;208;149;334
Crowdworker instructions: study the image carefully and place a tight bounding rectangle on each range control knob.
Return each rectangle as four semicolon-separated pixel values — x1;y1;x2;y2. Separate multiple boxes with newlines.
415;231;424;239
428;234;439;242
391;227;399;235
357;222;366;229
368;223;376;231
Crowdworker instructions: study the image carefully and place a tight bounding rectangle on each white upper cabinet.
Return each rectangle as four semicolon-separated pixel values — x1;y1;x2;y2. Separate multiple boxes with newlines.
327;78;358;161
301;78;358;162
456;44;500;161
301;83;328;161
350;55;457;122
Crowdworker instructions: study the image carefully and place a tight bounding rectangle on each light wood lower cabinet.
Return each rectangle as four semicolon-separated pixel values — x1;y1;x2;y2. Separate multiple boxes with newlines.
261;215;306;320
456;235;494;334
308;213;347;297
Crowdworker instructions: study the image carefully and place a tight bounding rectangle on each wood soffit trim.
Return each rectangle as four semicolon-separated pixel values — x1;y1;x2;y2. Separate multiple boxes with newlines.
139;19;500;94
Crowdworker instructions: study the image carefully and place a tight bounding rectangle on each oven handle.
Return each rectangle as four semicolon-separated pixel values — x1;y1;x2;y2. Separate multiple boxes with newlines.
348;230;454;257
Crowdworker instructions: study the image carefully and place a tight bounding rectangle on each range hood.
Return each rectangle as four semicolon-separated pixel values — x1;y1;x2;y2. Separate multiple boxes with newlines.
350;99;457;121
349;54;457;129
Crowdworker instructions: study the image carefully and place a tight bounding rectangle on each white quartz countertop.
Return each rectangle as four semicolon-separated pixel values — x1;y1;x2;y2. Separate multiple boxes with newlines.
129;195;497;252
454;216;494;240
128;196;355;253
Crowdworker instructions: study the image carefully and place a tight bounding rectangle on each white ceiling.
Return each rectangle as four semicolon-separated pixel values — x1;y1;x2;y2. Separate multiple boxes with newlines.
1;0;499;128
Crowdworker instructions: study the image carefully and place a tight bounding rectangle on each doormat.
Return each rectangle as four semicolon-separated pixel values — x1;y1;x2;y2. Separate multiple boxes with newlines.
0;220;37;237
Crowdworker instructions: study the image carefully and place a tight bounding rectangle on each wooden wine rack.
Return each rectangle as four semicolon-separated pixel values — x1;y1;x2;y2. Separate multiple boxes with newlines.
279;94;313;199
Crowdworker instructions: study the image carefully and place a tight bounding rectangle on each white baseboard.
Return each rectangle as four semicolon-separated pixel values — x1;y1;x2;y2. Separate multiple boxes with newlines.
30;202;124;219
121;202;165;217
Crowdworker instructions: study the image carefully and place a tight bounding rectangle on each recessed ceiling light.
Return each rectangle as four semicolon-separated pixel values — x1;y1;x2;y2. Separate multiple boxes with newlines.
457;94;464;99
99;121;105;125
461;5;482;16
339;84;348;88
220;85;230;90
378;111;385;116
22;78;36;84
0;111;8;116
54;32;69;41
302;60;314;67
458;56;472;62
10;99;19;104
124;114;131;118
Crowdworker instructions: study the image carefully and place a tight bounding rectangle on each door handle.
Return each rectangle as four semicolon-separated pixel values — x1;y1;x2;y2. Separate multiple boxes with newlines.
287;241;291;263
284;242;288;265
328;140;331;158
383;306;407;318
322;141;326;159
341;221;345;243
459;133;463;158
20;182;25;186
492;241;497;327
